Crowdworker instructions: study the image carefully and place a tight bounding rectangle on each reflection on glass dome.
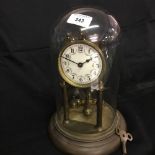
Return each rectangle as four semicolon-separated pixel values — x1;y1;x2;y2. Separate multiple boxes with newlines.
52;8;120;50
80;25;100;31
88;33;99;42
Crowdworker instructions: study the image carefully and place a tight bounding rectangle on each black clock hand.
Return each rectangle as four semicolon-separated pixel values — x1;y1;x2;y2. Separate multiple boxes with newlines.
61;56;92;68
82;57;92;64
61;56;78;65
77;58;92;68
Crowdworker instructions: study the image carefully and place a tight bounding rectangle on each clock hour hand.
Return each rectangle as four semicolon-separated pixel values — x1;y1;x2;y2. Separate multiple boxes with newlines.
61;56;78;65
82;57;92;64
77;58;92;68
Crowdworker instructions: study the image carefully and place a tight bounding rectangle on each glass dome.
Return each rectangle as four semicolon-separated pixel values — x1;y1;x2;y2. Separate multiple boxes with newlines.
49;7;126;155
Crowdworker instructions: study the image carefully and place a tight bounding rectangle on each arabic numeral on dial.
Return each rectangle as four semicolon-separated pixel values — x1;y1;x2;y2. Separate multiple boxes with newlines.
63;61;67;65
95;55;98;58
66;68;70;73
78;45;83;52
96;64;99;68
79;77;83;82
87;75;91;81
71;48;75;54
66;54;70;58
91;70;97;76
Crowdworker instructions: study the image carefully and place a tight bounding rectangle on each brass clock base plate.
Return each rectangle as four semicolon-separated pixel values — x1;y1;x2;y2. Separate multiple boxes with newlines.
49;111;126;155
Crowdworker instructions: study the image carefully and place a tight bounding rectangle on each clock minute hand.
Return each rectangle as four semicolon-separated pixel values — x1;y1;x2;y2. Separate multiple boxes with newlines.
61;56;78;65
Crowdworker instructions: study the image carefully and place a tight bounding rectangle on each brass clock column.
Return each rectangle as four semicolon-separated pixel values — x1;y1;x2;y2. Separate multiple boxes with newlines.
49;7;133;155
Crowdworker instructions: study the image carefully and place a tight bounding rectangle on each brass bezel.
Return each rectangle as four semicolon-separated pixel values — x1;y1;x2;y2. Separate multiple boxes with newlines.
58;39;106;88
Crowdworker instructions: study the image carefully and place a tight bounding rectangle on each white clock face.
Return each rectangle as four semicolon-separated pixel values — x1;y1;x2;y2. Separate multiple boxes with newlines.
59;43;103;87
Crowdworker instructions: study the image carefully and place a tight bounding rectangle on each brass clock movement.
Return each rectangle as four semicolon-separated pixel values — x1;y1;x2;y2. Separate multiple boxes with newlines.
49;7;133;155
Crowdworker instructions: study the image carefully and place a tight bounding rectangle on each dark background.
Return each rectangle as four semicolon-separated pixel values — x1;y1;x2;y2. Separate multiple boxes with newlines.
0;0;154;155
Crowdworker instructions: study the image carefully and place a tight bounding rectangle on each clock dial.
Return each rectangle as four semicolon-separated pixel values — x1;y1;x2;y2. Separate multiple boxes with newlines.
58;42;104;87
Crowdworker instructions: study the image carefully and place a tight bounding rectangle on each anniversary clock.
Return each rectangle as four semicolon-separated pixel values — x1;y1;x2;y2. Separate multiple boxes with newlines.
49;7;133;155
